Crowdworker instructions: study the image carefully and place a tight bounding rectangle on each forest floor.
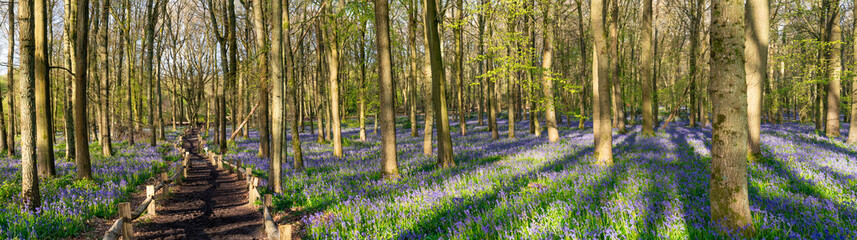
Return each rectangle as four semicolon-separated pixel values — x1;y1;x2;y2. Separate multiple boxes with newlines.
134;128;265;240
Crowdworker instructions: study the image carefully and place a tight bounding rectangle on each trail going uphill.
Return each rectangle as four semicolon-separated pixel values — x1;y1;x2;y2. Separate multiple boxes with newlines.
135;128;265;240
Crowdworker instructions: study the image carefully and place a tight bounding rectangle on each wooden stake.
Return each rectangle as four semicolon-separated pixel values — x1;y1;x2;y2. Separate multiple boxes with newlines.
278;224;293;240
146;185;156;216
264;194;273;207
160;173;170;194
119;202;133;240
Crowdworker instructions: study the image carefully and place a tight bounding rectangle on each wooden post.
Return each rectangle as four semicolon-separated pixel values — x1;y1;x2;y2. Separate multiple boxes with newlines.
119;202;133;240
248;176;255;204
146;185;156;216
176;165;183;184
217;155;224;170
264;194;273;207
160;173;170;194
278;224;292;240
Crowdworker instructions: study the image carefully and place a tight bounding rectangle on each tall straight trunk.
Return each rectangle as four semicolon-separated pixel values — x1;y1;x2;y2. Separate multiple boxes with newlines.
422;0;436;155
7;0;16;156
253;0;269;158
745;0;768;156
425;0;454;168
321;1;342;158
575;0;587;130
477;0;485;127
849;13;857;144
19;0;41;210
526;0;537;136
609;0;624;132
489;23;499;140
227;0;238;139
710;0;754;235
283;0;302;171
97;0;111;157
641;0;654;135
125;0;134;144
541;0;557;143
156;32;165;141
591;0;612;165
825;0;842;138
688;0;702;127
63;0;75;159
208;0;227;152
73;0;91;179
359;28;367;141
144;0;156;146
375;0;400;179
269;0;284;193
408;1;419;138
454;0;466;136
315;29;324;143
35;0;54;176
507;7;516;139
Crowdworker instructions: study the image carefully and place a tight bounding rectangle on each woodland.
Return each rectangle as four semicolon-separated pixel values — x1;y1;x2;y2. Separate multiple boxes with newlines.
0;0;855;239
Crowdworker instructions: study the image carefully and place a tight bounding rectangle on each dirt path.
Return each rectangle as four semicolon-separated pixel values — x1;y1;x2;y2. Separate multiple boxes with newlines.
135;128;265;240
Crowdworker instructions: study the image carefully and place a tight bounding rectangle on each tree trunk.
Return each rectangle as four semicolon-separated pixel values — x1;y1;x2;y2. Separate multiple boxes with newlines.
454;0;466;136
745;0;768;156
315;28;324;143
7;0;16;156
425;0;454;168
422;0;435;155
541;0;557;143
507;7;517;139
144;0;157;147
322;1;342;158
609;0;624;132
489;22;499;140
825;0;842;138
253;0;269;158
96;0;111;157
591;0;613;165
849;13;857;144
73;0;91;179
20;0;41;210
375;0;400;179
408;0;419;138
227;0;238;142
269;0;284;193
575;0;587;130
710;0;754;235
35;0;55;176
641;0;654;135
478;0;485;127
